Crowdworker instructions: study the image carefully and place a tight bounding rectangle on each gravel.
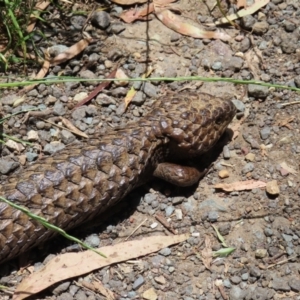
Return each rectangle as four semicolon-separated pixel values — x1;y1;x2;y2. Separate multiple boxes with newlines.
1;1;300;299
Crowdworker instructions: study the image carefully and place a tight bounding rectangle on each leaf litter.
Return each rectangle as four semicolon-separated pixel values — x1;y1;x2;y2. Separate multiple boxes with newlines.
13;234;189;300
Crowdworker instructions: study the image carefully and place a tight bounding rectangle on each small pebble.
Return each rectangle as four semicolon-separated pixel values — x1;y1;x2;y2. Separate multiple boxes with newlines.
142;287;158;300
218;169;229;178
266;180;280;196
255;248;267;258
245;153;255;162
132;275;145;290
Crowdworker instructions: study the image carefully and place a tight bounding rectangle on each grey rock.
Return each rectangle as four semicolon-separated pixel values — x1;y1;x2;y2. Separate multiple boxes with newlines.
248;84;269;98
259;41;268;50
53;101;66;116
249;266;261;278
89;53;100;63
131;91;146;105
79;69;97;81
75;290;87;300
170;32;181;42
132;79;142;90
27;89;38;97
111;6;123;15
69;285;80;296
111;87;127;97
51;281;71;295
36;121;45;129
107;48;123;61
264;227;273;237
281;39;297;54
242;162;254;174
282;233;293;242
91;11;110;29
151;200;159;208
48;45;68;57
57;293;73;300
260;127;271;140
224;57;244;71
60;129;76;144
294;76;300;88
261;73;271;82
211;61;222;71
86;106;97;116
96;94;116;106
142;82;157;98
223;145;231;159
110;23;125;34
232;99;245;112
144;193;157;204
70;15;86;30
289;276;300;292
25;152;38;162
127;291;136;298
159;247;171;256
132;275;145;290
241;273;249;281
272;277;290;291
218;223;231;236
165;206;174;217
239;37;251;52
230;275;242;284
72;107;86;120
0;159;19;175
208;210;219;222
199;199;227;212
223;279;232;288
240;15;256;30
253;21;269;34
151;255;164;267
286;246;294;256
44;142;66;154
245;286;274;300
201;58;211;69
230;286;246;300
284;21;296;32
172;196;184;205
84;234;100;248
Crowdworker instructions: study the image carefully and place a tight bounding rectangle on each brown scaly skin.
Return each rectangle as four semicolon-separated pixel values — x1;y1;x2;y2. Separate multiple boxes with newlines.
0;93;236;264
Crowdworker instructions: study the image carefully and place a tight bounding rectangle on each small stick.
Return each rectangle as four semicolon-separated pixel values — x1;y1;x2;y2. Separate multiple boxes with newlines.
124;218;148;241
155;213;176;234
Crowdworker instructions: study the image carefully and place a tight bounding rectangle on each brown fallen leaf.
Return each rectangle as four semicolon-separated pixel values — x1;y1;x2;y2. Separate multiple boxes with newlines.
50;35;93;66
279;162;298;175
120;0;176;23
18;51;51;95
79;279;115;300
60;117;89;139
120;3;155;23
209;0;270;26
74;66;118;109
13;234;189;300
27;1;50;33
214;180;266;192
201;235;213;270
110;0;148;4
277;116;295;130
155;9;231;41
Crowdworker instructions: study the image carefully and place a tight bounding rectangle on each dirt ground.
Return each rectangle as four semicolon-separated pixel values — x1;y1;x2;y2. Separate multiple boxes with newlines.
1;0;300;299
